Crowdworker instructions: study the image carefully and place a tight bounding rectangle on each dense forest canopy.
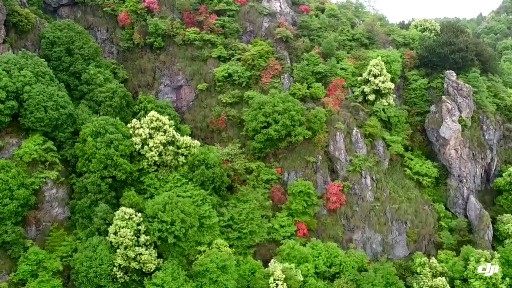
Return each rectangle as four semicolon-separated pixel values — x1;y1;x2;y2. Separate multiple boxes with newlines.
2;0;512;287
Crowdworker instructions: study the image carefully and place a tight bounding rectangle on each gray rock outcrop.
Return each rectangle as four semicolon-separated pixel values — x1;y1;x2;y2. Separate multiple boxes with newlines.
261;0;296;35
425;71;500;249
0;130;23;159
44;0;75;11
0;0;5;44
26;180;70;242
157;68;196;114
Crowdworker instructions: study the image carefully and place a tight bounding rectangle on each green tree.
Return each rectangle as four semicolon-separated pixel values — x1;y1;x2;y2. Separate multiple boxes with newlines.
496;214;512;244
243;90;312;156
72;117;135;230
191;239;238;288
77;66;134;123
40;20;104;99
107;207;159;282
494;167;512;214
144;259;193;288
410;19;441;36
144;175;220;260
13;134;61;174
283;180;320;223
219;186;272;251
11;246;63;288
71;236;119;288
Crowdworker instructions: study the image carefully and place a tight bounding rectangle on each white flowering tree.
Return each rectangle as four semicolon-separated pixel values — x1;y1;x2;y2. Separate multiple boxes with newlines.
410;19;441;37
355;57;396;106
128;111;200;169
267;259;303;288
107;207;160;282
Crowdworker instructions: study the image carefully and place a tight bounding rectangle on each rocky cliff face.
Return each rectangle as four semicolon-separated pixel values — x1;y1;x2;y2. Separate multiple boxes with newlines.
0;0;8;53
425;71;501;249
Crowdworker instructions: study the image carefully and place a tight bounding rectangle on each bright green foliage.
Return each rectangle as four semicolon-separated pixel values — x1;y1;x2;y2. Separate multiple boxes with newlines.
77;66;134;123
144;259;193;288
282;180;320;223
72;117;134;230
269;212;296;242
437;246;507;287
13;134;61;173
407;253;450;288
496;214;512;244
191;239;238;288
292;52;338;86
11;246;63;288
368;103;411;155
219;186;272;251
45;228;75;266
20;84;76;144
181;146;230;198
359;262;405;288
237;256;268;288
40;20;104;98
410;19;441;37
403;70;430;125
434;204;471;251
243;90;314;156
146;18;171;49
498;242;512;280
267;259;304;288
240;40;275;73
129;111;200;169
403;152;440;187
494;167;512;214
107;207;160;282
144;175;220;260
214;62;253;88
0;52;76;142
4;0;37;34
355;57;395;106
71;236;119;288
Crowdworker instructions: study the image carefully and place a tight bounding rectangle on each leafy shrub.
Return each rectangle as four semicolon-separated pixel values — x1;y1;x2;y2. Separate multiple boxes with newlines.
145;260;193;288
324;182;346;212
11;246;63;287
146;18;170;48
243;90;312;156
410;19;440;36
72;237;119;288
323;78;348;111
283;180;320;223
496;214;512;244
13;134;61;174
403;153;440;187
5;2;36;34
494;167;512;214
270;184;287;206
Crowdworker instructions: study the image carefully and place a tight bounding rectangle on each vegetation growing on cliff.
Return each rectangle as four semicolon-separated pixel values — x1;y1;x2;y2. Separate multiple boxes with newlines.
2;0;512;287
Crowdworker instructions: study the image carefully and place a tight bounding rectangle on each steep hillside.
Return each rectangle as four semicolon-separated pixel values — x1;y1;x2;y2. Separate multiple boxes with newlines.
1;0;512;287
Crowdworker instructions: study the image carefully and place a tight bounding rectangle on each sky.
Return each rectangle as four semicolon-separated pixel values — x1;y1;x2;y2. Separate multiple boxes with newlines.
366;0;502;23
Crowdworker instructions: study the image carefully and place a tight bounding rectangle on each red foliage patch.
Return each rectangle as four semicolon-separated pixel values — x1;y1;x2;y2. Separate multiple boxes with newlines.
270;184;287;206
182;5;219;32
404;50;417;70
117;11;132;28
260;58;283;86
323;78;347;111
298;4;311;14
209;113;228;130
234;0;248;6
275;167;284;175
324;182;346;212
143;0;160;13
296;221;309;238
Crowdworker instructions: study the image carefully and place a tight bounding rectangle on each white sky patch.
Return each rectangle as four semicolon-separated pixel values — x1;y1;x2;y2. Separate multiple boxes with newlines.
364;0;502;23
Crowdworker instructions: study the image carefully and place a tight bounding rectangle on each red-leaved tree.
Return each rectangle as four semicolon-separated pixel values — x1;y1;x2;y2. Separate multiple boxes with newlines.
143;0;160;13
117;11;132;28
182;5;219;32
209;113;228;130
324;182;346;212
234;0;248;6
323;78;347;111
296;222;309;238
260;59;283;86
298;4;311;14
270;184;287;206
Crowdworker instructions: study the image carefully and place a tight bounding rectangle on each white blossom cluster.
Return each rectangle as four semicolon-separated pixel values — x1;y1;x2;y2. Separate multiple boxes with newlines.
128;111;200;169
107;207;160;282
356;57;396;106
267;259;303;288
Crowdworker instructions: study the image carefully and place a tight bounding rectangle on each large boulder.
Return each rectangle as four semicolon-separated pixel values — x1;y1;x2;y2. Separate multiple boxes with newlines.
157;68;196;114
425;71;500;249
26;180;70;243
